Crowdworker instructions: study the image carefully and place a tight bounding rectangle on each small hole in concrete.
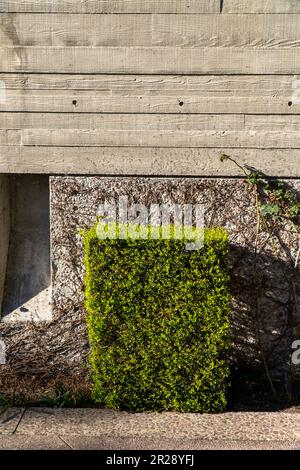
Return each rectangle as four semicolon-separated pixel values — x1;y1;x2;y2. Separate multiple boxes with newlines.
179;101;184;107
72;100;77;106
288;101;293;107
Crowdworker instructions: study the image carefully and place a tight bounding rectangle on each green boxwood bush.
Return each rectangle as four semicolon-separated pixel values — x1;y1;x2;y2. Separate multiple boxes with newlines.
83;224;231;412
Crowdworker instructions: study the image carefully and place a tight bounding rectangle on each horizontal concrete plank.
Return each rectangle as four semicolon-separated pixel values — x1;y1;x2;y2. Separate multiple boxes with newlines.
0;112;245;130
0;112;299;148
4;112;300;132
152;14;300;48
0;146;299;176
0;14;152;47
2;47;300;73
223;0;300;14
0;130;20;145
1;14;299;48
21;129;300;148
0;0;220;14
0;74;298;114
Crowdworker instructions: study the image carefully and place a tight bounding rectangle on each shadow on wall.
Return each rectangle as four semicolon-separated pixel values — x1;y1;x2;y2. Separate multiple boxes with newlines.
47;176;300;395
228;176;300;402
230;244;298;392
0;176;300;407
1;175;51;322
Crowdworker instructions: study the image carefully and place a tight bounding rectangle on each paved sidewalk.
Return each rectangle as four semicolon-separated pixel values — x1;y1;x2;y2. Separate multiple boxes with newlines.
1;407;300;450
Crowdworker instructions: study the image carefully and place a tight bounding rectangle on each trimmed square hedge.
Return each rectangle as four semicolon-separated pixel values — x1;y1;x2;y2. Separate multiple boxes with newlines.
83;225;231;412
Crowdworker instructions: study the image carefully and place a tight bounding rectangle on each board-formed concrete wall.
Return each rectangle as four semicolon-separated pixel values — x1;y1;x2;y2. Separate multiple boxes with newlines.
1;1;300;402
0;0;300;176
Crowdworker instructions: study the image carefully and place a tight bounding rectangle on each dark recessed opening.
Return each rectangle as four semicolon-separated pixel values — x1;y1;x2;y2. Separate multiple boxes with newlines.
179;101;184;107
288;101;293;107
72;100;77;106
1;175;51;321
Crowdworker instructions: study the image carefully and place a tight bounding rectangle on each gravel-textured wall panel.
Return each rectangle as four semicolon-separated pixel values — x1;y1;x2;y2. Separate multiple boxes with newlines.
1;176;299;400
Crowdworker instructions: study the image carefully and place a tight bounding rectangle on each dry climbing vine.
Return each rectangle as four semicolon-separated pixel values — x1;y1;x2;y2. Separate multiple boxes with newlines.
221;154;300;400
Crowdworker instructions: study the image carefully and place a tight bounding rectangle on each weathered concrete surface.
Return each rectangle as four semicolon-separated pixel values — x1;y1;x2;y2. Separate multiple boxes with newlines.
0;1;219;14
2;175;51;322
0;435;69;450
12;407;300;442
3;407;300;450
12;408;297;440
1;176;300;401
49;177;300;384
0;435;300;450
0;407;24;434
0;180;88;399
59;437;300;451
3;147;300;178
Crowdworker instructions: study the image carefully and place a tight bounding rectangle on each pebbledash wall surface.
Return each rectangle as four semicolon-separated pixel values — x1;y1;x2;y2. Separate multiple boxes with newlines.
1;0;300;399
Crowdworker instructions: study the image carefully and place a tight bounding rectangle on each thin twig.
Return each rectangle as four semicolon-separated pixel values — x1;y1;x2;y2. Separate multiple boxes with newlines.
253;187;278;398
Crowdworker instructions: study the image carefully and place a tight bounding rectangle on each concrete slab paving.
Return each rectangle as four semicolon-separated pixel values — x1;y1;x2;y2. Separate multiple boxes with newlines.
15;408;300;442
0;408;24;435
0;435;69;450
62;436;300;451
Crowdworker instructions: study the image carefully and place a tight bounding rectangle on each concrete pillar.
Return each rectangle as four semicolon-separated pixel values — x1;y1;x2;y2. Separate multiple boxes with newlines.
2;175;51;322
0;175;10;316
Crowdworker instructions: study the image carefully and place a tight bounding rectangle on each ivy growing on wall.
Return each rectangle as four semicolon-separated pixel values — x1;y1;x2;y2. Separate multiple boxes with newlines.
221;154;300;399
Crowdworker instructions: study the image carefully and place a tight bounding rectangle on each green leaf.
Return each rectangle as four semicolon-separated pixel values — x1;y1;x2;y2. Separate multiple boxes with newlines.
260;203;281;218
